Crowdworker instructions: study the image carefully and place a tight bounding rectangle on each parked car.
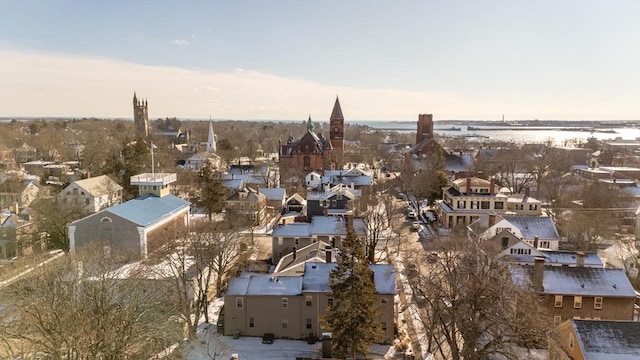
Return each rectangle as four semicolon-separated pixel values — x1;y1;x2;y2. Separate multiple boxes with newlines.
407;210;417;219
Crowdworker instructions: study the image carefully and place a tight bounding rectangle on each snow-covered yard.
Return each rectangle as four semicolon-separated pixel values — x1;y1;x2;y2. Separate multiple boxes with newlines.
183;299;399;360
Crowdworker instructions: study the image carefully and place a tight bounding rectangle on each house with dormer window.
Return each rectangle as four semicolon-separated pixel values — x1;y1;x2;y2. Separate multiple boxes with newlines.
510;258;636;326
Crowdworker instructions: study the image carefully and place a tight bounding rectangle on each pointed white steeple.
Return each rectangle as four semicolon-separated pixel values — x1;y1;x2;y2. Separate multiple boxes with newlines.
207;119;217;153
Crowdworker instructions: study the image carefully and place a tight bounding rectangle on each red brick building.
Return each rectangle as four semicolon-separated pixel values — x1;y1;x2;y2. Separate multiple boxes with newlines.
278;98;344;174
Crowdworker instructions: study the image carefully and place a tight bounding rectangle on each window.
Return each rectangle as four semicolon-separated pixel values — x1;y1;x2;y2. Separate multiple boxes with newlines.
152;185;157;191
72;188;78;195
303;156;311;168
516;204;524;210
294;238;299;246
594;297;603;310
306;318;312;329
85;198;90;205
553;316;562;326
281;298;288;309
574;296;582;309
529;204;538;211
328;297;334;307
236;297;243;309
555;295;563;308
480;201;490;209
249;317;255;328
540;241;550;249
331;200;337;207
494;202;504;209
381;321;387;331
282;319;288;329
306;296;312;307
337;194;343;200
381;298;388;309
142;185;147;191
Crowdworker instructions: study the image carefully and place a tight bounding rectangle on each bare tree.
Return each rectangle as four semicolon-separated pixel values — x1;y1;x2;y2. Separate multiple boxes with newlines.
152;220;251;338
0;246;182;359
406;238;549;360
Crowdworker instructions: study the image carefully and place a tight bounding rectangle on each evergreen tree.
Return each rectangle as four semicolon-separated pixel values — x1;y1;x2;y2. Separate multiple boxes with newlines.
197;162;226;220
327;231;381;358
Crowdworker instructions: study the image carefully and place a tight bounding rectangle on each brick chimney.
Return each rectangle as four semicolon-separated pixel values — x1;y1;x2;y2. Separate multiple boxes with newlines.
466;177;472;195
489;177;495;194
524;186;530;197
325;246;332;263
533;257;545;292
292;246;297;261
488;214;496;227
323;206;328;216
533;236;539;249
576;251;585;267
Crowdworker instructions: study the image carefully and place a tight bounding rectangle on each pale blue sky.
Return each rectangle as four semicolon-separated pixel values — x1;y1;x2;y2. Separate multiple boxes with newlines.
1;0;639;120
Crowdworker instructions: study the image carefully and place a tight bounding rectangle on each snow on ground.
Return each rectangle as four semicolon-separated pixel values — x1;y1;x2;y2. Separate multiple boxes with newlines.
184;298;398;360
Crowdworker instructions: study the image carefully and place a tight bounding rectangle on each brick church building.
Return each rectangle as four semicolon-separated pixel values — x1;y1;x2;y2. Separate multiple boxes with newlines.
278;97;345;174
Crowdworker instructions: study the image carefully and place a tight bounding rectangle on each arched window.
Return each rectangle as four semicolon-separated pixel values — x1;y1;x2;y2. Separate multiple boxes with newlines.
303;156;311;167
100;217;113;242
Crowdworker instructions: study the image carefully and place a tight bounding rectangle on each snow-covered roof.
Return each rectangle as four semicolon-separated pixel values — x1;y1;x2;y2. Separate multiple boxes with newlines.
511;266;636;297
572;320;640;359
226;273;303;296
502;216;560;240
271;216;367;237
301;262;396;295
258;187;286;201
65;175;122;197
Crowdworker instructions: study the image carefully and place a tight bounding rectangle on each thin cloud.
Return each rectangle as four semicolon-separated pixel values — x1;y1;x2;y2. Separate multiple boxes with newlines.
1;49;635;120
171;39;189;46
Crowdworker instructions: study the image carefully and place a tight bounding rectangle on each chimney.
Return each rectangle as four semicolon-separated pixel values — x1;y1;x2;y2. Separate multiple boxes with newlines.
14;202;19;215
346;215;354;235
533;236;539;249
576;251;585;267
232;173;235;180
533;257;545;292
292;246;297;261
488;214;496;227
524;186;530;197
325;246;332;263
323;206;329;216
466;178;472;195
489;177;495;194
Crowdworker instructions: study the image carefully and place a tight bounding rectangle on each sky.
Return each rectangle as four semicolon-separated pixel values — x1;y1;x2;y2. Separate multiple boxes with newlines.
1;0;639;121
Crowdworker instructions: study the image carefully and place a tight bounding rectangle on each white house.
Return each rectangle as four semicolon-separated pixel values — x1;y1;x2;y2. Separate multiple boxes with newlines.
58;175;123;213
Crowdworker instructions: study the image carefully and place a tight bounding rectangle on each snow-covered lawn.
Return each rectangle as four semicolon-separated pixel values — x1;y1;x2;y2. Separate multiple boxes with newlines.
184;299;398;360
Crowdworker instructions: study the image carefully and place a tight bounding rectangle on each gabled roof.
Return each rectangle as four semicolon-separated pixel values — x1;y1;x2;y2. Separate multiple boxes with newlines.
273;240;331;276
86;194;190;227
285;193;306;206
572;320;640;359
301;262;396;295
511;266;636;297
67;175;122;197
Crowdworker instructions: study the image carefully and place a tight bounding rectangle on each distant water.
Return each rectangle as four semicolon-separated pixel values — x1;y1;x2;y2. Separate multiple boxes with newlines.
352;121;640;146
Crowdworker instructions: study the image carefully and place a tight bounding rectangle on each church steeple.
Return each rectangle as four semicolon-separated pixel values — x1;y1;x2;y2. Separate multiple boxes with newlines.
306;115;313;132
330;96;344;121
207;119;217;153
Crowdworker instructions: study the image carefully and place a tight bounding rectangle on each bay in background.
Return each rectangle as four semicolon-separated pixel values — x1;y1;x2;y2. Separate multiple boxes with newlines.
353;120;640;146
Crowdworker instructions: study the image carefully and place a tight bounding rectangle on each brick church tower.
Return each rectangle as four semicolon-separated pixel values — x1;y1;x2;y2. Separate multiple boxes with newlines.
133;92;149;138
329;96;344;168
